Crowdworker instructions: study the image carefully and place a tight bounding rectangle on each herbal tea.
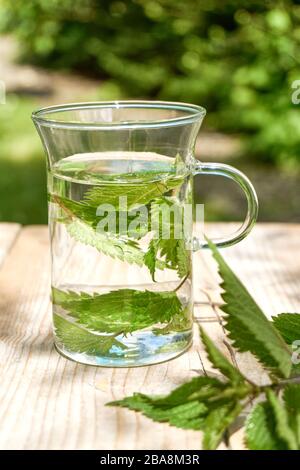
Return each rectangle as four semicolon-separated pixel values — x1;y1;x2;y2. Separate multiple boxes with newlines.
33;101;257;367
48;152;193;366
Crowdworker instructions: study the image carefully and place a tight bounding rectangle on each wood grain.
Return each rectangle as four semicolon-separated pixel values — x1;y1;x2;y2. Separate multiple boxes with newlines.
0;222;299;450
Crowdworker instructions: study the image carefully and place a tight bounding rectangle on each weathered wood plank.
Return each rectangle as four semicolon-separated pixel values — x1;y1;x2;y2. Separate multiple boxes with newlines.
0;223;299;450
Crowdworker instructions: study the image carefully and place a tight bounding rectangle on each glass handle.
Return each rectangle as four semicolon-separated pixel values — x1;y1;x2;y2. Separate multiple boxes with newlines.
193;161;258;249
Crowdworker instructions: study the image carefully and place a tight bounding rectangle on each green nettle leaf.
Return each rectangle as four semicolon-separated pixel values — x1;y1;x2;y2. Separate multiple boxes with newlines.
207;239;292;379
266;389;298;450
245;402;289;450
246;388;300;451
176;239;190;278
146;196;190;279
153;307;192;335
143;237;189;281
107;376;226;431
272;314;300;377
49;194;95;225
143;238;159;281
51;195;187;275
202;401;242;450
67;219;146;266
53;313;127;354
60;213;168;272
51;173;188;279
283;385;300;446
52;287;183;334
51;194;149;238
108;392;208;430
272;313;300;344
82;176;183;209
108;374;248;449
153;376;225;406
200;328;246;386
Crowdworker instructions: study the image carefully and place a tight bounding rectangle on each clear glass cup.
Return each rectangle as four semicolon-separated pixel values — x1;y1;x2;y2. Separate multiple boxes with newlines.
32;101;258;367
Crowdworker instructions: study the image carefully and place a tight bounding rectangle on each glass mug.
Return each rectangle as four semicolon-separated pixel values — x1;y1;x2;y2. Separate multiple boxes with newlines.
32;101;258;367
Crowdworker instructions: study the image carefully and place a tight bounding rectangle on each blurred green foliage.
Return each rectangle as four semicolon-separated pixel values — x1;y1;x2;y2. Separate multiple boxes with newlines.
1;0;300;167
0;97;47;224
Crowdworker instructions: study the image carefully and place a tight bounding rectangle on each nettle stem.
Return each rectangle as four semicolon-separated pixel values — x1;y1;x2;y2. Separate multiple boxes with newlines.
174;273;190;292
113;331;125;338
52;194;75;220
248;376;300;400
261;376;300;391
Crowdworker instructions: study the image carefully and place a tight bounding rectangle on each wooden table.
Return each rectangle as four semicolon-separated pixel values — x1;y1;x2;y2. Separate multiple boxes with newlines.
0;222;299;450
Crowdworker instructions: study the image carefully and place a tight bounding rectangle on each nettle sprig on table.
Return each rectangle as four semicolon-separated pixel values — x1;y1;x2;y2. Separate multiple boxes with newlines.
107;240;300;450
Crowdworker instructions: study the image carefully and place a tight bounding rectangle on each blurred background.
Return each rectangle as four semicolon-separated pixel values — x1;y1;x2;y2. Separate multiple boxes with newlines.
0;0;299;225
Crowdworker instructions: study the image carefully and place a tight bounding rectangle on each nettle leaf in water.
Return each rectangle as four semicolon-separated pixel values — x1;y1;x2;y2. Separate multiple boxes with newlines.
50;194;149;239
144;237;190;281
66;218;168;270
144;196;191;279
82;175;183;209
53;313;127;355
50;171;187;276
153;307;192;335
143;238;159;281
52;287;183;334
176;239;190;278
67;218;146;266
